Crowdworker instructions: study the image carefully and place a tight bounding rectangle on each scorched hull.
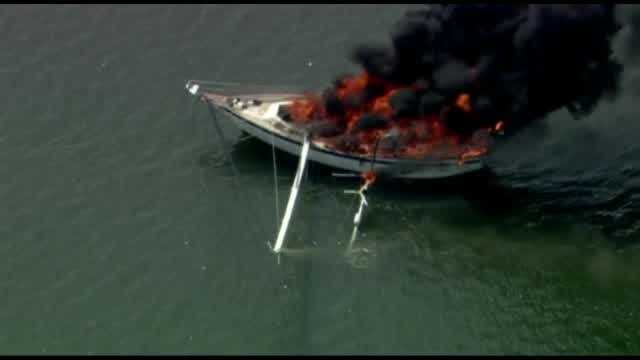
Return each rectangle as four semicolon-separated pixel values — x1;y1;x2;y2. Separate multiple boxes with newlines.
189;83;487;180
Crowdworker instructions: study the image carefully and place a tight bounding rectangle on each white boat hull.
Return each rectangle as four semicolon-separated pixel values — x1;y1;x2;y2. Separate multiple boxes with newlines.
193;85;487;180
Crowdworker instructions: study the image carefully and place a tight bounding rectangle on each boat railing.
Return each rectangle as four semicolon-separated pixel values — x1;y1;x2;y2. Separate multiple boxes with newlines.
185;79;312;100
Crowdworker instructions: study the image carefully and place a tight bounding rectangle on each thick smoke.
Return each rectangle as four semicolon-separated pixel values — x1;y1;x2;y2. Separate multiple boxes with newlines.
346;4;623;136
284;4;624;161
616;5;640;64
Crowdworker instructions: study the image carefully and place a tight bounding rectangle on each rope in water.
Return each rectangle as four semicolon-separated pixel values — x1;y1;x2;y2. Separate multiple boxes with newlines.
204;99;271;247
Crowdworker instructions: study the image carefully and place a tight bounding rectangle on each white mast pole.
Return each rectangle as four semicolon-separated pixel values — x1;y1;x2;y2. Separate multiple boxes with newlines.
272;134;311;254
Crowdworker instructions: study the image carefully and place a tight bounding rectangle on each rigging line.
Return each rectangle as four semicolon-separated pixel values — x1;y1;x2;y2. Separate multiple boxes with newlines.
270;131;280;230
204;100;271;245
187;80;307;92
205;100;239;176
190;97;211;194
370;137;382;173
305;148;314;249
189;97;198;139
189;80;278;87
298;151;314;351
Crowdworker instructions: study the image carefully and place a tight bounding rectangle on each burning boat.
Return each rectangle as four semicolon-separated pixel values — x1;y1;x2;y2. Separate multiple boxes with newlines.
184;4;623;257
186;79;493;180
186;5;622;182
186;77;500;256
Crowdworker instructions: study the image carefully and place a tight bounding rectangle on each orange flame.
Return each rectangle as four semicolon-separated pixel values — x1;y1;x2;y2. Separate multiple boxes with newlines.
362;170;378;186
290;95;322;123
371;89;398;118
456;93;472;113
459;147;489;166
288;72;501;162
336;73;369;100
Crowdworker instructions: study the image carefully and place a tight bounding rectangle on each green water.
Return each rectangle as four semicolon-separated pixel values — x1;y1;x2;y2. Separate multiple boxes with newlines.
1;5;639;355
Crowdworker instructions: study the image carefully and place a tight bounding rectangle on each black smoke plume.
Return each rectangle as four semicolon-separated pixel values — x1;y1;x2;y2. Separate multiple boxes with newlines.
345;4;623;136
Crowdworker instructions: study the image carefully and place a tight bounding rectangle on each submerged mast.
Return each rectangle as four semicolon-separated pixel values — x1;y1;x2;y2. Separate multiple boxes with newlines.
271;134;311;254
